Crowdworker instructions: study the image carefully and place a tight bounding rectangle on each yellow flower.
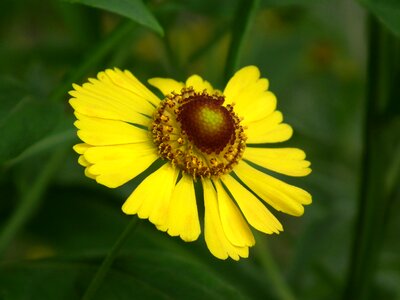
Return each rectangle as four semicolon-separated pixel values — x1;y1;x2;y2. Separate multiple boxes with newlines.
69;66;312;260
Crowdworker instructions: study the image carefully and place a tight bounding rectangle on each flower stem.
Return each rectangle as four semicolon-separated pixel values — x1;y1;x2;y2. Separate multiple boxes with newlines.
343;16;400;300
49;19;136;103
0;148;67;257
224;0;260;82
82;217;139;300
255;236;296;300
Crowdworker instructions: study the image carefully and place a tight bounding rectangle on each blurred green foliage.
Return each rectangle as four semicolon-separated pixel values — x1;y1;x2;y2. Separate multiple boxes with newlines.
0;0;399;299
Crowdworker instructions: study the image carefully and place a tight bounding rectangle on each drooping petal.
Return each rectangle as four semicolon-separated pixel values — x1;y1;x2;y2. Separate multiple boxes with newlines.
185;75;214;93
122;164;179;227
202;179;249;260
245;111;293;144
78;155;90;167
69;69;158;125
85;143;158;188
148;78;185;96
84;167;96;179
74;113;150;146
73;143;91;154
161;174;201;242
221;175;283;234
213;180;255;247
234;161;312;216
223;66;276;123
89;158;157;188
244;147;311;177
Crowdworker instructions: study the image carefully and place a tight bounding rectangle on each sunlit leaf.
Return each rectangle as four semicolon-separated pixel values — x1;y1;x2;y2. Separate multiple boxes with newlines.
65;0;164;35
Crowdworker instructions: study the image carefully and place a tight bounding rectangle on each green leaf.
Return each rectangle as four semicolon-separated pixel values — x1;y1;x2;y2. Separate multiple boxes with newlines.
3;109;76;167
359;0;400;37
0;88;63;165
4;129;76;167
0;253;250;300
65;0;164;35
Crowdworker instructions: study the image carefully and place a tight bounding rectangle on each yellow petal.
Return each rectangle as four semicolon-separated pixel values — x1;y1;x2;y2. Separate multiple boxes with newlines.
234;161;312;216
224;66;278;124
73;143;91;154
84;167;96;179
78;155;90;167
202;179;249;260
71;76;152;113
224;66;263;102
244;148;311;177
69;69;158;125
74;113;150;146
238;91;276;124
185;75;214;93
83;142;155;164
213;180;255;247
93;70;156;114
70;97;149;126
245;111;293;144
221;175;283;234
163;174;201;242
122;164;179;227
148;78;184;96
86;144;158;188
106;68;160;107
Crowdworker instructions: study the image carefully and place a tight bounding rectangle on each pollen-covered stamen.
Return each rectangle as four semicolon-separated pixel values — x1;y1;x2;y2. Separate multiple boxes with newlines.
151;87;246;178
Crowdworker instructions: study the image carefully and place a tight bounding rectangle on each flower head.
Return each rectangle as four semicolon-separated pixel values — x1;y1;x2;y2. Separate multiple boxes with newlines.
69;66;312;260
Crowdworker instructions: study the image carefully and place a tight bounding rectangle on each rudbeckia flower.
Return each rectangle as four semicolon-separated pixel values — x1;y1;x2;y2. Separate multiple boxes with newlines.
69;66;312;260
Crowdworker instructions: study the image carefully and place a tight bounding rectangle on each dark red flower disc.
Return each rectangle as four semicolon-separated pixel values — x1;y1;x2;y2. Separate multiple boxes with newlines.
177;95;235;154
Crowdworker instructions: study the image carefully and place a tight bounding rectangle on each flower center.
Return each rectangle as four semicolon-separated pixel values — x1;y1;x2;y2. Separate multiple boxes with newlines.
177;95;235;154
151;87;246;178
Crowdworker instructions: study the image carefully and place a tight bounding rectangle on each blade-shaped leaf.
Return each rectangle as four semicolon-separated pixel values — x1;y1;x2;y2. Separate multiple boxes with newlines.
0;93;63;165
65;0;164;35
359;0;400;37
0;253;250;300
